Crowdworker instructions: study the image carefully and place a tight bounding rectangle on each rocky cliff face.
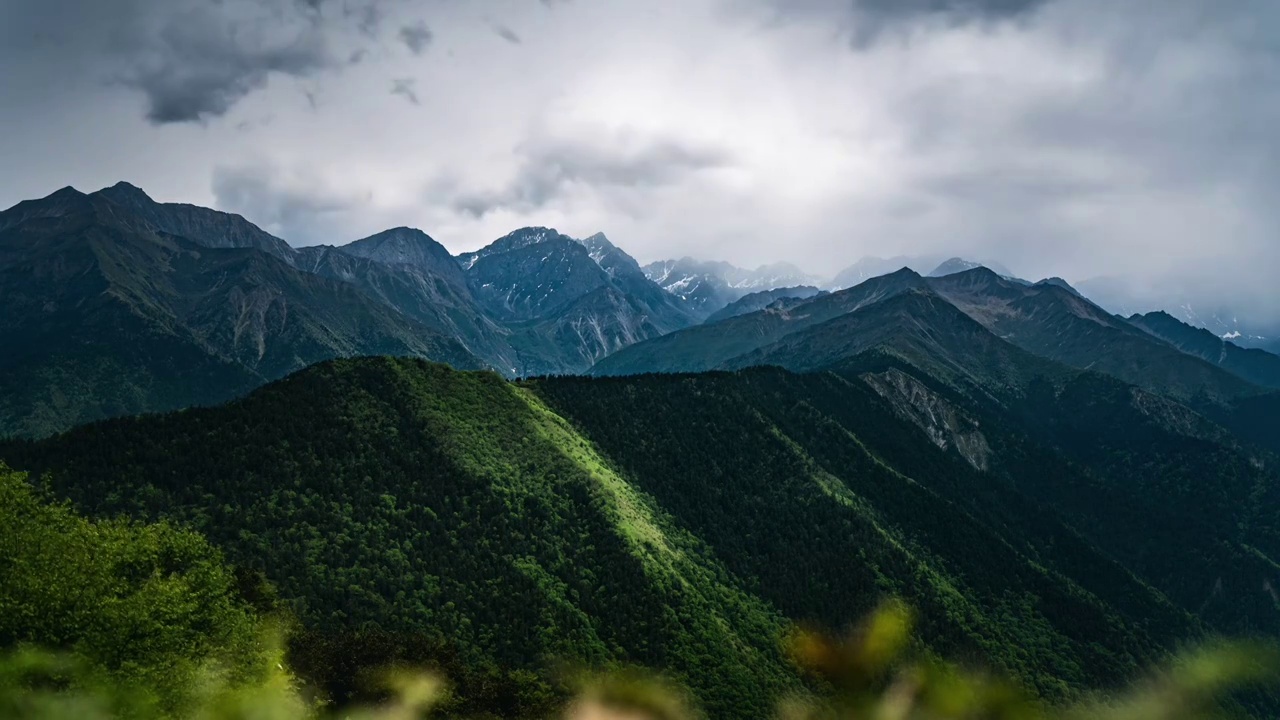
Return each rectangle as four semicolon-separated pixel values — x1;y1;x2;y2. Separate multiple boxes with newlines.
456;228;695;375
467;235;612;322
862;368;992;471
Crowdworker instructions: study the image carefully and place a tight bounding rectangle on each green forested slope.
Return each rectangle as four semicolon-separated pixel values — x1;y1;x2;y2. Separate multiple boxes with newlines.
0;358;796;719
0;483;1273;720
533;370;1199;698
827;350;1280;639
1003;373;1280;635
9;358;1277;715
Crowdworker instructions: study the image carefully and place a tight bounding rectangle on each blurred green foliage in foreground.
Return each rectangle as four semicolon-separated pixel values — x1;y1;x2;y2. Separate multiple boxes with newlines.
3;601;1277;720
2;464;1277;719
781;600;1280;720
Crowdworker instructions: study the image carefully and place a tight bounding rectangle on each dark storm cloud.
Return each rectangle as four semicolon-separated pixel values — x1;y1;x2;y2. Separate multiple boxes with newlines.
756;0;1051;45
492;23;523;44
855;0;1047;18
124;10;333;124
454;137;734;218
390;77;421;105
346;1;387;37
762;0;1049;22
0;0;391;124
399;21;434;54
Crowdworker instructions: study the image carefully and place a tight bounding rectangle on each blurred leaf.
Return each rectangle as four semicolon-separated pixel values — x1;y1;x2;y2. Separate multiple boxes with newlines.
568;668;699;720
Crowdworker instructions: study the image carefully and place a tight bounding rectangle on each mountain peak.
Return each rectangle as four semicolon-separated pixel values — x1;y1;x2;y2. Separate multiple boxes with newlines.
107;180;150;196
941;265;1006;284
851;266;924;289
578;231;618;255
1035;277;1081;296
387;225;424;235
45;186;87;201
929;258;987;277
577;231;648;280
822;265;927;301
490;226;567;251
93;181;156;209
886;266;923;279
49;186;93;211
457;227;572;270
360;226;437;244
340;226;462;282
24;185;92;213
509;226;558;238
0;185;93;229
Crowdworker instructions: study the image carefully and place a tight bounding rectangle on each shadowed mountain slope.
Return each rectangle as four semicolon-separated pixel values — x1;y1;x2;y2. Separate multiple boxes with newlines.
1129;310;1280;390
928;269;1261;401
1;357;1240;714
0;187;480;437
704;286;826;324
596;265;1265;405
591;268;927;376
459;228;695;374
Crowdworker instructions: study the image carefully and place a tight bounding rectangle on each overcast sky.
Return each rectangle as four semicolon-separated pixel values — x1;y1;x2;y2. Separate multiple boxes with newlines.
2;0;1277;314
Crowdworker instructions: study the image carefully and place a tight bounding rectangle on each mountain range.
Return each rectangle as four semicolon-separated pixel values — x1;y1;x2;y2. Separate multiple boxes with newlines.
594;265;1274;402
5;181;1280;441
0;185;484;438
0;184;703;436
6;181;1280;716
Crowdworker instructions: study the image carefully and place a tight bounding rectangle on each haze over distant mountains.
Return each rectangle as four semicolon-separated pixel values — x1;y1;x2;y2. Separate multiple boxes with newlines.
641;257;823;319
3;181;1278;438
1077;275;1280;353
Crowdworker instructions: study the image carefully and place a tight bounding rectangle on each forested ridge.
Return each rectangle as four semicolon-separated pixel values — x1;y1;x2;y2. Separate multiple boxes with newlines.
4;357;1280;717
0;359;797;718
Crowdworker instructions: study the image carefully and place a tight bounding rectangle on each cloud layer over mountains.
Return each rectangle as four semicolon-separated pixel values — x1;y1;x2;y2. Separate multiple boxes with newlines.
2;0;1278;320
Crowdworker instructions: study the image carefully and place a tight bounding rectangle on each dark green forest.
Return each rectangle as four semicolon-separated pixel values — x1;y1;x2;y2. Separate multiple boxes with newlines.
3;358;1280;717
